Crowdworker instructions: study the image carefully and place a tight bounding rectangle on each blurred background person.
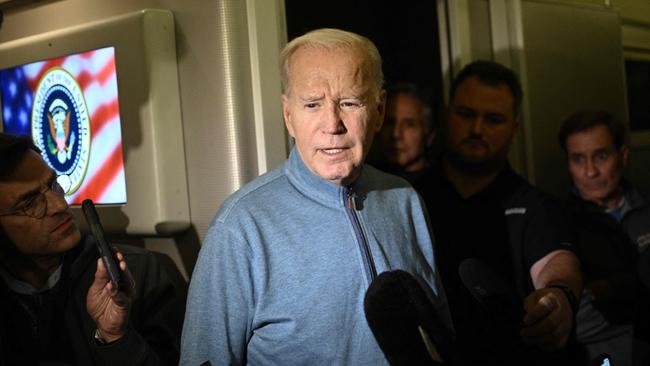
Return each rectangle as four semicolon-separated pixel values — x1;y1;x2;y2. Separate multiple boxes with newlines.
559;110;650;365
426;61;583;365
372;82;437;200
377;83;436;175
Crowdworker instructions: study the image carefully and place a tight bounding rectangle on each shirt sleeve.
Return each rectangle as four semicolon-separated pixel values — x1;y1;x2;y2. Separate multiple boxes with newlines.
95;246;187;366
180;221;255;366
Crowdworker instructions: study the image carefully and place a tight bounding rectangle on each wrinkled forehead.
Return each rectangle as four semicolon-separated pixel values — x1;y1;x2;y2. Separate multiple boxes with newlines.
287;45;377;95
451;77;515;115
387;93;424;116
567;125;617;152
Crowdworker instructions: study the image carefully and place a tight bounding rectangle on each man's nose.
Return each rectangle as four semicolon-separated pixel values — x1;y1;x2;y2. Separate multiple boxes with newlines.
321;104;346;134
469;117;484;135
391;121;403;139
585;159;599;178
45;188;69;216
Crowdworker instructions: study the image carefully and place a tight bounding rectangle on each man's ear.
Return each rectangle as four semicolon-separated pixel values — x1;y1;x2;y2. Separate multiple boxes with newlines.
282;94;295;138
620;144;630;167
374;90;387;133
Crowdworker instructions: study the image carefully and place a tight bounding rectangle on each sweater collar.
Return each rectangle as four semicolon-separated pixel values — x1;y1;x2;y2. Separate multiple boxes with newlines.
284;147;365;208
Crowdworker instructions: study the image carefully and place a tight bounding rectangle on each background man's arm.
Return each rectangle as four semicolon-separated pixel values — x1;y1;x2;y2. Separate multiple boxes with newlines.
521;249;582;350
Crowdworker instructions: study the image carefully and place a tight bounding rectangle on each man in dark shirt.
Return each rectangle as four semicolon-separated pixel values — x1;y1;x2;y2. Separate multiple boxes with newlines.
0;133;185;365
426;61;583;365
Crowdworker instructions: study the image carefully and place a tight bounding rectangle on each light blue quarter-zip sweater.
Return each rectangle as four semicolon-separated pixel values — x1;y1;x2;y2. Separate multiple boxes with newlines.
180;148;443;365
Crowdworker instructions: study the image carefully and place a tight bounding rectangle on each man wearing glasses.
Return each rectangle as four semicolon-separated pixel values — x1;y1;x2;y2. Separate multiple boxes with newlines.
0;133;185;365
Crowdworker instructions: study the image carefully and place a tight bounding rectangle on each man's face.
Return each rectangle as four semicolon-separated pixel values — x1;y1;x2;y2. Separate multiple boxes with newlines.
282;46;385;186
444;76;518;173
0;151;80;258
380;93;429;172
566;124;628;208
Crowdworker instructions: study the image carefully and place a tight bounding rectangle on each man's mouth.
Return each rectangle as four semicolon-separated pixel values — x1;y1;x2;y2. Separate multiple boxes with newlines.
321;148;347;155
461;138;489;149
583;183;606;191
51;215;73;234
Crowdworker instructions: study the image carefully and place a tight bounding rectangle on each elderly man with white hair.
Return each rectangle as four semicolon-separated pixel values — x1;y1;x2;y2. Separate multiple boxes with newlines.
180;28;446;365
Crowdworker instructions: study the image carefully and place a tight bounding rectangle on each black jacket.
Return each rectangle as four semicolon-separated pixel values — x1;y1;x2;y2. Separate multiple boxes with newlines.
0;235;186;365
566;182;650;333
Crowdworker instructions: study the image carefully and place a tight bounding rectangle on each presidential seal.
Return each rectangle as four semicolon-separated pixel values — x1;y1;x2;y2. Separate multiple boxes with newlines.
31;67;91;195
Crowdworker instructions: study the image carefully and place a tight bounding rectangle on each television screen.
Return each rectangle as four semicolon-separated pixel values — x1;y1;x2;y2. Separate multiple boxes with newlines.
0;46;127;206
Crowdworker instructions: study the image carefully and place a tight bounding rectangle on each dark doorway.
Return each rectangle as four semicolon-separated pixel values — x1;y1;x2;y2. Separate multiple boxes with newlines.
284;0;443;116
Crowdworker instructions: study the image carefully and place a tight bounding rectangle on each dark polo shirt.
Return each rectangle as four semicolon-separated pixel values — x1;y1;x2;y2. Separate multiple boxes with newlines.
425;164;574;365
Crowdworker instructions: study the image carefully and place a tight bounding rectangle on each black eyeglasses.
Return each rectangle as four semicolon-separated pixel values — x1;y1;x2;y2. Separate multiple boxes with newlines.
0;175;72;219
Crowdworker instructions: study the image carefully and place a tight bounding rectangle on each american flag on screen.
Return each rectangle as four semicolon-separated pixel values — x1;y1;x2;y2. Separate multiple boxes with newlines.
0;46;127;205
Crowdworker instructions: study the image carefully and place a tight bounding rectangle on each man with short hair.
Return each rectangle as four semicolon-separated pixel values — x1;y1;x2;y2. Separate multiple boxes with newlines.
180;28;445;365
378;83;435;174
0;133;186;365
375;82;437;200
559;109;650;365
424;60;583;364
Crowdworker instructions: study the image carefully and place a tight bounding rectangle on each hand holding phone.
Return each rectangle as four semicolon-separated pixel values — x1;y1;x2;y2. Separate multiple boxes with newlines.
82;199;121;287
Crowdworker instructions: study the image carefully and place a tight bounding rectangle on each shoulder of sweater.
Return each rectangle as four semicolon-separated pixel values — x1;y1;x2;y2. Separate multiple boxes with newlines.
214;165;289;223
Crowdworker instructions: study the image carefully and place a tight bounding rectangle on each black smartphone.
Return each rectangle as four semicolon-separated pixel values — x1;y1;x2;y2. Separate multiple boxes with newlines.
82;199;121;287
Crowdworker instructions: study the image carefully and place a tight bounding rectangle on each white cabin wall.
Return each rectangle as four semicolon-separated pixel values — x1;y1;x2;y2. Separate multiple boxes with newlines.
0;0;288;277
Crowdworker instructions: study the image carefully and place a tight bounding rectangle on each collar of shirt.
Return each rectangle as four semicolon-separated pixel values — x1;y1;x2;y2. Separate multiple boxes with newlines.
284;146;367;208
0;260;64;295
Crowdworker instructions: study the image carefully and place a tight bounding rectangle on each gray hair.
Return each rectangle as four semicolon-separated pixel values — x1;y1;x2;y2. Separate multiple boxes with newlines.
279;28;384;96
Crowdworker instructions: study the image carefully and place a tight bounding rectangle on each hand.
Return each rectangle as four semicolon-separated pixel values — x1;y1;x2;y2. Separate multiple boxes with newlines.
520;287;572;351
86;249;134;343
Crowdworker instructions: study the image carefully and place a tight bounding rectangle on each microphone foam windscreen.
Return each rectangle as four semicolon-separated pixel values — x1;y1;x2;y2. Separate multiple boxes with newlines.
364;270;450;365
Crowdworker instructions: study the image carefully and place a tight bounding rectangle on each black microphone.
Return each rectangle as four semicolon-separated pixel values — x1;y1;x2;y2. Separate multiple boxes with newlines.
364;270;455;365
82;199;122;286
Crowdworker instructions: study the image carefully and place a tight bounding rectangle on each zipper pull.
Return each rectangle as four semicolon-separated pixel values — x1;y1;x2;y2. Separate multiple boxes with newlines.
346;188;357;210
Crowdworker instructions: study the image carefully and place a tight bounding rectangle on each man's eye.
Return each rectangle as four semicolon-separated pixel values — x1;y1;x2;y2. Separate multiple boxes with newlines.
404;118;418;128
455;108;474;119
304;102;318;109
595;151;610;161
340;101;360;109
570;155;584;164
485;115;505;124
15;195;38;212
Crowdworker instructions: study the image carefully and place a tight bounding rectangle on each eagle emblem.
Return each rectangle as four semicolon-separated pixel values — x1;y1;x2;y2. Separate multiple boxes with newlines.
47;98;76;164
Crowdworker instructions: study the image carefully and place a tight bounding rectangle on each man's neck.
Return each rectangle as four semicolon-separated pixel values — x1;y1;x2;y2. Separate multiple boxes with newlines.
403;157;429;173
0;253;63;289
442;158;503;199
